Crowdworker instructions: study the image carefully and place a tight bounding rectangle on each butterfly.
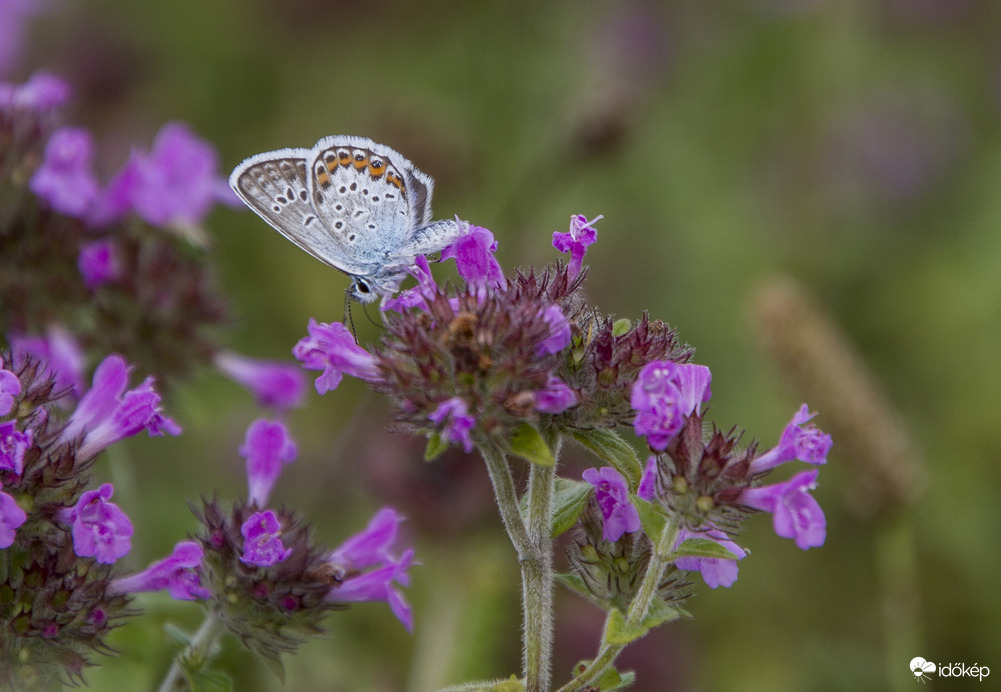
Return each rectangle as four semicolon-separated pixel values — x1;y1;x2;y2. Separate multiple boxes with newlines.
229;135;464;303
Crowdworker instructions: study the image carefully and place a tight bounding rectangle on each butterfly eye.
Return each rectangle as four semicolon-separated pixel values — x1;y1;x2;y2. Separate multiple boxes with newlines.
355;279;371;294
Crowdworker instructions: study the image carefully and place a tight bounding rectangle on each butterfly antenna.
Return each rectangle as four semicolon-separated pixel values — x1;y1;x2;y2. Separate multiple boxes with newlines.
344;290;358;341
362;302;381;330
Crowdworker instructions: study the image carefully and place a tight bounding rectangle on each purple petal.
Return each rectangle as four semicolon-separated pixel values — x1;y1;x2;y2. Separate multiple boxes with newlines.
0;421;32;478
0;491;28;549
534;376;577;414
583;466;641;542
292;319;380;394
750;405;832;473
109;540;209;600
327;507;402;571
29;127;100;218
78;238;121;289
240;419;297;507
64;483;133;564
214;350;306;410
428;397;475;453
441;225;505;291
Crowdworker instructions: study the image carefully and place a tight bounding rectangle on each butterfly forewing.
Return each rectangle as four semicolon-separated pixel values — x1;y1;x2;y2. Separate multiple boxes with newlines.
230;149;361;271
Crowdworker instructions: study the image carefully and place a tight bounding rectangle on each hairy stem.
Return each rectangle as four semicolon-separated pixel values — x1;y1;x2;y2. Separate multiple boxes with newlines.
478;434;560;692
521;432;559;691
156;611;222;692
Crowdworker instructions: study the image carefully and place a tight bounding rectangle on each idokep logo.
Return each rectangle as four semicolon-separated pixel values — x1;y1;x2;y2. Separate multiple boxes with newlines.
910;657;991;683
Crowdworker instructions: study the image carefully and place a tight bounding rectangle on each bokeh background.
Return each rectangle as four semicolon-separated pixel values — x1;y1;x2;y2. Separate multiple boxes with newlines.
7;0;1001;689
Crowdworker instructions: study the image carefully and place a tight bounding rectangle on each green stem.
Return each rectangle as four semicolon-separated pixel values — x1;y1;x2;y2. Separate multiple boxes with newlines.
478;434;560;692
522;442;558;692
557;515;679;692
479;442;532;556
156;611;222;692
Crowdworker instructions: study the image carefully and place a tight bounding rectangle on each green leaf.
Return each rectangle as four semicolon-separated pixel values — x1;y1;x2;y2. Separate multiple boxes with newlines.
604;608;649;646
509;424;555;466
187;670;234;692
550;478;593;537
555;572;597;602
632;496;667;543
424;432;448;461
163;622;193;647
641;598;683;630
611;318;632;337
571;429;642;485
672;537;740;561
595;665;636;690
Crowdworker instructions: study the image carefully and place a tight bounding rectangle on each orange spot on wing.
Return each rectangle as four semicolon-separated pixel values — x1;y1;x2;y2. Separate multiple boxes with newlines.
316;170;330;186
385;172;404;190
368;159;386;178
353;152;369;170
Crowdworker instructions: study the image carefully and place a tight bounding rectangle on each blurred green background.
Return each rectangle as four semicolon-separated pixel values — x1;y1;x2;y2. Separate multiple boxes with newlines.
10;0;1001;689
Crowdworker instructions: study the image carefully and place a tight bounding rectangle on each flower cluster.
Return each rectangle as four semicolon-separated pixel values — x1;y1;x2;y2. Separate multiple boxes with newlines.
105;417;417;667
0;351;178;687
294;218;690;467
572;384;831;592
1;71;303;405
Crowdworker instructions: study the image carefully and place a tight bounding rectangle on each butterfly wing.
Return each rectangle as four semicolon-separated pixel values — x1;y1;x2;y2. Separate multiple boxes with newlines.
229;148;369;275
305;136;424;265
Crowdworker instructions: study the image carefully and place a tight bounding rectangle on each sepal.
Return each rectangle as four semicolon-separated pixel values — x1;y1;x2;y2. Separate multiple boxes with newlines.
570;428;642;486
509;423;555;467
672;536;742;561
423;431;448;461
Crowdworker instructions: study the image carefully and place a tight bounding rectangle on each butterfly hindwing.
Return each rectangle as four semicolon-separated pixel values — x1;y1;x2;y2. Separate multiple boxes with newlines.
307;136;422;266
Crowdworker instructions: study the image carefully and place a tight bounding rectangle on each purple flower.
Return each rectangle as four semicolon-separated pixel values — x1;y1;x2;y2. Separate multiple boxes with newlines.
240;418;297;507
0;71;70;112
428;397;475;453
381;255;439;313
77;238;121;289
552;214;601;277
213;350;306;410
637;455;659;501
749;405;832;473
1;421;32;478
61;354;181;460
534;376;577;414
1;356;20;415
538;304;571;355
325;507;415;632
583;466;641;542
240;510;292;567
631;360;712;450
57;483;133;564
292;319;380;394
441;225;505;292
9;326;86;397
29;127;100;218
739;469;826;550
109;540;210;600
674;526;747;589
89;121;239;228
0;490;27;548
